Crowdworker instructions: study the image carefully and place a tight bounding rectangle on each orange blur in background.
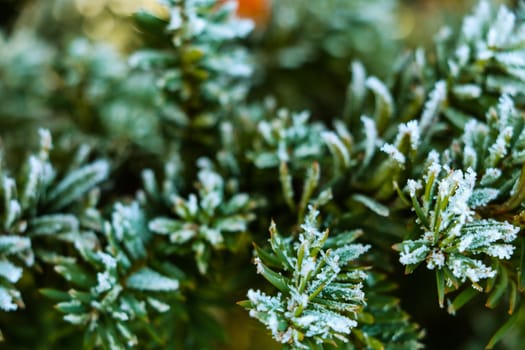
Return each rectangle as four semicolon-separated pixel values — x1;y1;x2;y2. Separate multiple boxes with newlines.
220;0;271;25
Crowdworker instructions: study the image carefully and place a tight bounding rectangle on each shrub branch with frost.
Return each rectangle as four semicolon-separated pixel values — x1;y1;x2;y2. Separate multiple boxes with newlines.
240;207;369;349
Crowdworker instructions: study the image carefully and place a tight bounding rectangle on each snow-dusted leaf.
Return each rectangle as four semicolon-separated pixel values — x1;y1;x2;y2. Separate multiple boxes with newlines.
419;80;447;133
366;76;393;133
148;217;181;235
468;188;499;208
0;235;31;256
322;131;351;170
360;116;378;168
46;160;110;211
352;194;389;217
126;267;179;291
0;260;23;283
30;214;79;236
0;286;20;311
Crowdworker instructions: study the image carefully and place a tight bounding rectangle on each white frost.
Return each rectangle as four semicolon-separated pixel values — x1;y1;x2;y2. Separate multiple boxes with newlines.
380;143;406;164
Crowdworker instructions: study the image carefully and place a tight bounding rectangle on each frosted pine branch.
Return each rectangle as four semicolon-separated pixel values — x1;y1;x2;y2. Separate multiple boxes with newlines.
241;207;369;349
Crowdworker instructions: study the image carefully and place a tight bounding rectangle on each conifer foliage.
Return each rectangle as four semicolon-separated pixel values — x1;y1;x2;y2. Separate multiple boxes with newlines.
1;0;525;349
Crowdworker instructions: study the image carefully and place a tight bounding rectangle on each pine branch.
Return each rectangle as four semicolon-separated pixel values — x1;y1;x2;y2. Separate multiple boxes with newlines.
241;207;370;349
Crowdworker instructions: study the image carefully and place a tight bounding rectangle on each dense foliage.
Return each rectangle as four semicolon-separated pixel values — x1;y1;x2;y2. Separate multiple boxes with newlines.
1;0;525;349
